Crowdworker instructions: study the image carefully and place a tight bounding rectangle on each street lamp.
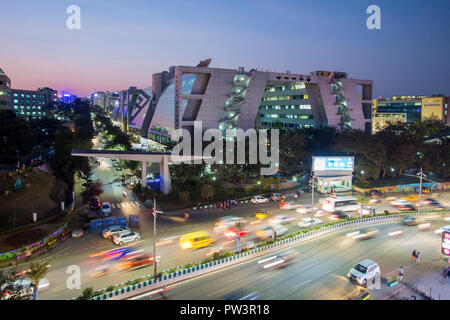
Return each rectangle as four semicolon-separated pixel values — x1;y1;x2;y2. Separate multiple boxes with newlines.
152;197;164;277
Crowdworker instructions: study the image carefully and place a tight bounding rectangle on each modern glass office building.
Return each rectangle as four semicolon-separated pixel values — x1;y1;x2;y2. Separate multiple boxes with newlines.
111;59;373;144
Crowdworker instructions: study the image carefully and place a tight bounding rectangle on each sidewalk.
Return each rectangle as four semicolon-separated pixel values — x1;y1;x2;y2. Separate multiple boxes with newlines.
366;259;449;300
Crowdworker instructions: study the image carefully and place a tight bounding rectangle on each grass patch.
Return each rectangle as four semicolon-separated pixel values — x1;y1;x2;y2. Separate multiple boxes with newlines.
0;168;59;232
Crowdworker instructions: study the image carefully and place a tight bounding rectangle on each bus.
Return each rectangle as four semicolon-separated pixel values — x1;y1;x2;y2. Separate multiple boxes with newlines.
322;196;360;213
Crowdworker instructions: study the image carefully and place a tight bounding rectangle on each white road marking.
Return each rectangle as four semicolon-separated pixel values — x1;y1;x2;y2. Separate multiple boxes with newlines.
294;279;311;289
134;201;140;206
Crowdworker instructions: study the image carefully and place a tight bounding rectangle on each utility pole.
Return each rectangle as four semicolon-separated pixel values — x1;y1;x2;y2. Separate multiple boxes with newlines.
311;174;315;229
418;168;423;214
152;197;163;277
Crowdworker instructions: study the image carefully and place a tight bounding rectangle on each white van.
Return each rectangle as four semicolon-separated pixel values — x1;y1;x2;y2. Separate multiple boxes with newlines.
322;196;360;213
347;259;380;287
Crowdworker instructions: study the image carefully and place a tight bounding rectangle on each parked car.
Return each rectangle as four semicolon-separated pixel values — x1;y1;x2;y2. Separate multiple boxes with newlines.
271;193;284;201
112;231;141;245
102;225;130;239
90;198;101;210
347;259;380;287
251;196;269;204
101;202;111;215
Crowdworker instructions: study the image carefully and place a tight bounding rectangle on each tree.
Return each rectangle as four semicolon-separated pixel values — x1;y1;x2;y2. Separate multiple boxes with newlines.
25;261;49;300
201;184;215;203
78;287;95;300
234;220;244;253
179;191;190;205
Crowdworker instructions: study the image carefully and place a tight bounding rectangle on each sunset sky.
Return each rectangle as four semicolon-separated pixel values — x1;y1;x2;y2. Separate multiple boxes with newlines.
1;0;449;97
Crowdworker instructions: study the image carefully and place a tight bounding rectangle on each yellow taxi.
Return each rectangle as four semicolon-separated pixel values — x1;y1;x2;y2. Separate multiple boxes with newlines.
178;231;216;250
255;211;272;220
402;195;418;202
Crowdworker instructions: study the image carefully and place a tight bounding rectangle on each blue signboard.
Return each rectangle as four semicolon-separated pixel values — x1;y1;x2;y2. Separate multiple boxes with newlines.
129;215;140;228
313;156;354;172
90;216;128;232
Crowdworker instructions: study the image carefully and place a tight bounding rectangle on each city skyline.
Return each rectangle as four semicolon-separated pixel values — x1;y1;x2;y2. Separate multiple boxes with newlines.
1;0;450;97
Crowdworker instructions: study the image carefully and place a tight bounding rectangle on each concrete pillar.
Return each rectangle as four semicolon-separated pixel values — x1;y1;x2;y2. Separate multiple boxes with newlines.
141;161;147;186
160;156;172;194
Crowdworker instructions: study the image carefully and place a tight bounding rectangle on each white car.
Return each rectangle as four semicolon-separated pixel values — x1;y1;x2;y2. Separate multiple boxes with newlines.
347;259;380;287
101;202;112;215
102;225;131;239
213;216;246;233
251;196;269;204
255;225;288;239
113;231;141;245
390;199;410;206
298;217;323;228
295;205;319;214
269;215;294;225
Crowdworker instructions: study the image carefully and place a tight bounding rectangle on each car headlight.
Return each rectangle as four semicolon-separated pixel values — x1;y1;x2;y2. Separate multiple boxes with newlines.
357;278;363;284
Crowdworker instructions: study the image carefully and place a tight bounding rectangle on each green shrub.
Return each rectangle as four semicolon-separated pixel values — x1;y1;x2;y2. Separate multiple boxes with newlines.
106;285;115;292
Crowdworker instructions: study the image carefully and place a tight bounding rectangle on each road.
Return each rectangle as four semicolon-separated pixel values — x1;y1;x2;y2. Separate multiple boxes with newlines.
130;217;450;300
11;156;450;300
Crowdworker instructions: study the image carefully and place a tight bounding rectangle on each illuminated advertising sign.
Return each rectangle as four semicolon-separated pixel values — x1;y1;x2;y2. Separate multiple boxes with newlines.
312;157;354;172
442;231;450;257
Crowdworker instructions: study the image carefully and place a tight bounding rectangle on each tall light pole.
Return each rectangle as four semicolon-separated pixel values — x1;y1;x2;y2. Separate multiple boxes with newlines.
401;168;437;214
152;197;163;277
310;174;315;228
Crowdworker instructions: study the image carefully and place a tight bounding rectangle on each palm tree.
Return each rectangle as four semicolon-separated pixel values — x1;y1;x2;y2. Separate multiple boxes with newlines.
356;194;370;219
25;261;49;300
235;220;244;253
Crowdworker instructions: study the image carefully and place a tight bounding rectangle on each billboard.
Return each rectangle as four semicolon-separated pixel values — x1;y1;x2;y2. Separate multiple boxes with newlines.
313;156;354;172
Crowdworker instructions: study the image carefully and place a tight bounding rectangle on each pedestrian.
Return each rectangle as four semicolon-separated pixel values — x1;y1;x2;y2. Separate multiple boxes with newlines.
398;266;404;282
416;251;421;263
411;249;417;262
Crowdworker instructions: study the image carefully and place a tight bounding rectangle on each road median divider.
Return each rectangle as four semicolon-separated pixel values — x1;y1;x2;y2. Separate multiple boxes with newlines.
82;210;450;300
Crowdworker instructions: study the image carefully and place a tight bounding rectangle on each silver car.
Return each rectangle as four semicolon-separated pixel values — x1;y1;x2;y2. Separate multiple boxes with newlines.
102;225;130;239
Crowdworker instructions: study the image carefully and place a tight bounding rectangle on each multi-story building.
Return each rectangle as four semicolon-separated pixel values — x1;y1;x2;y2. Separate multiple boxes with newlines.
111;59;373;143
90;91;120;111
0;68;12;111
11;87;58;120
372;95;450;134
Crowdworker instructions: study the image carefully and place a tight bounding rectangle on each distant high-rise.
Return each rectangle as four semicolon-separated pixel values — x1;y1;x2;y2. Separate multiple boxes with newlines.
0;68;12;111
11;87;58;120
372;95;450;134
